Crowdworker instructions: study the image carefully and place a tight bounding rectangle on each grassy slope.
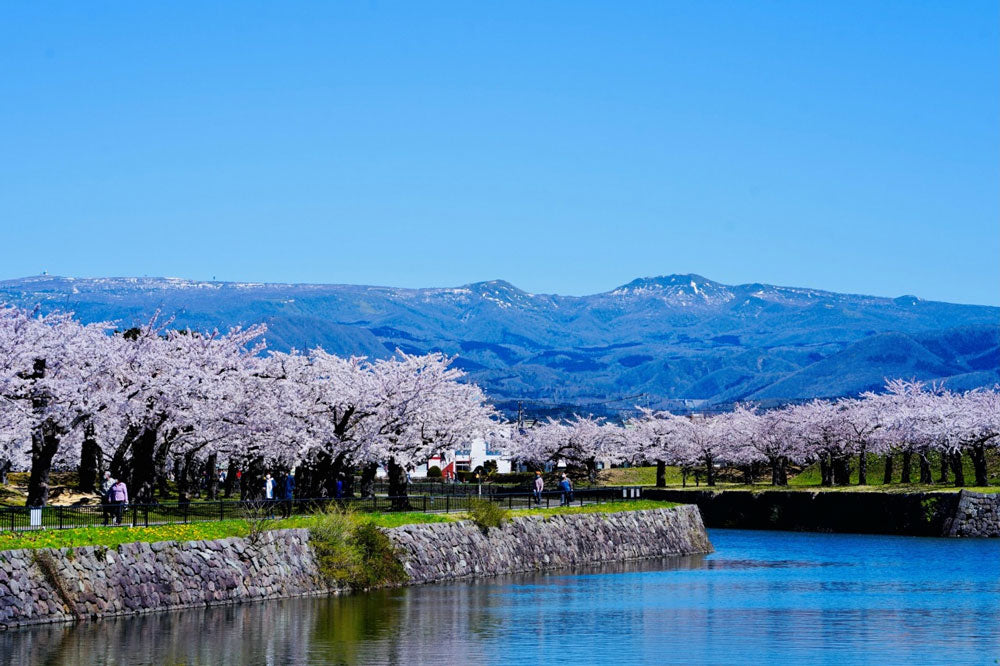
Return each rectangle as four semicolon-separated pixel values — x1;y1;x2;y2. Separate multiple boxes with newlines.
788;450;1000;488
0;501;683;552
598;466;686;486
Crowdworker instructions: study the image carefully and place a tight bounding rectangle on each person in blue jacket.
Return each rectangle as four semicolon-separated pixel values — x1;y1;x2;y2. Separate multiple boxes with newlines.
559;473;573;506
282;470;296;518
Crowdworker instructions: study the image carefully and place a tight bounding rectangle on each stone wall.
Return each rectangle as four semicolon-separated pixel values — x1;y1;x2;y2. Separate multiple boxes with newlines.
393;505;712;584
0;529;335;629
0;505;712;629
945;490;1000;537
644;488;999;537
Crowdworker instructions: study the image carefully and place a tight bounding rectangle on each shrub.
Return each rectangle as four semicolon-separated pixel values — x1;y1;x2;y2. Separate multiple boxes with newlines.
240;499;276;546
349;522;408;589
467;498;509;530
310;506;362;584
309;507;407;590
427;465;442;479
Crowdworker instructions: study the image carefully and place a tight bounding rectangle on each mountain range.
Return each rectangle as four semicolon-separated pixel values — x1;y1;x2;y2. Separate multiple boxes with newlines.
1;274;997;417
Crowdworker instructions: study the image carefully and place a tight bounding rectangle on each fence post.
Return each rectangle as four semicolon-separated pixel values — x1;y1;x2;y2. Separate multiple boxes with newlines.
184;502;189;524
423;495;427;512
446;495;450;513
58;505;63;530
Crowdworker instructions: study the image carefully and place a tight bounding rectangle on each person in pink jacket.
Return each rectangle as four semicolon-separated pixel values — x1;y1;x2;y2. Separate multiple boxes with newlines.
533;471;544;505
110;479;128;525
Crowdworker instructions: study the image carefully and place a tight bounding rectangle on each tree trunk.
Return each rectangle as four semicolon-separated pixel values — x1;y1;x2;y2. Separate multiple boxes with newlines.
224;460;237;498
900;451;912;484
328;452;351;498
25;359;62;507
244;457;264;500
0;457;10;485
770;457;787;486
832;455;851;486
969;443;989;487
705;454;715;487
387;458;410;510
129;427;159;504
205;453;219;500
176;453;193;503
938;454;949;484
26;423;62;507
949;451;966;487
820;454;832;487
154;437;172;499
78;425;102;494
882;454;894;485
857;446;868;486
359;463;378;498
918;454;932;484
586;458;598;485
342;466;357;498
656;460;666;487
308;450;332;498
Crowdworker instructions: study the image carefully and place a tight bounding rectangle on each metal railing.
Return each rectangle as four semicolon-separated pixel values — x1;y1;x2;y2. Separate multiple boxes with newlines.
0;486;645;533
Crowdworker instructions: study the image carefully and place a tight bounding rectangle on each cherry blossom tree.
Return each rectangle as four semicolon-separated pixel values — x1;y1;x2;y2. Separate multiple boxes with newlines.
0;306;117;505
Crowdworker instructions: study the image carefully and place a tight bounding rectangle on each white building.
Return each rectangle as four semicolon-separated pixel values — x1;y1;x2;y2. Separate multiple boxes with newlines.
409;437;512;479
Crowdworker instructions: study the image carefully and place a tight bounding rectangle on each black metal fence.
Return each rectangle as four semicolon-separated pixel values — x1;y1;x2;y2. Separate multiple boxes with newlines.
369;481;523;496
0;486;644;533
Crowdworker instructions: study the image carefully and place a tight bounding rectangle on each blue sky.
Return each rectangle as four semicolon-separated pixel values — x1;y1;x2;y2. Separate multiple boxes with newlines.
1;2;997;304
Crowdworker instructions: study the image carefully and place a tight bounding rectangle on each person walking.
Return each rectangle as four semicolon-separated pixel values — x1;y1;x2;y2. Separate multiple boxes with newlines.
110;478;128;525
533;471;544;505
282;470;295;518
559;473;573;506
101;471;115;525
264;473;276;517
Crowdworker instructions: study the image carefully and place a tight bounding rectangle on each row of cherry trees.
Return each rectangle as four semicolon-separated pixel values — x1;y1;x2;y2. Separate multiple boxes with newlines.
0;306;500;506
511;380;999;487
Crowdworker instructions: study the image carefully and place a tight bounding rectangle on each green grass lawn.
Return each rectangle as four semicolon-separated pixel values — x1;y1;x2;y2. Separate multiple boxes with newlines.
512;499;680;517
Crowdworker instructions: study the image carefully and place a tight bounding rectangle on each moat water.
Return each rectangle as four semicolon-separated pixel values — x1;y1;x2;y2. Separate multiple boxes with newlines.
2;529;998;665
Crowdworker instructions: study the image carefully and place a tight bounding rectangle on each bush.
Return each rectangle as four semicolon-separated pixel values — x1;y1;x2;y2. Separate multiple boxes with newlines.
427;465;442;479
467;498;509;530
240;499;276;546
309;507;407;590
310;506;361;584
349;522;408;589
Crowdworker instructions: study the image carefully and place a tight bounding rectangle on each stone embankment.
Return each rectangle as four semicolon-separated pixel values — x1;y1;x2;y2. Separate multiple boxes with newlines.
0;505;712;629
644;488;1000;537
946;490;1000;537
394;505;712;583
0;529;333;629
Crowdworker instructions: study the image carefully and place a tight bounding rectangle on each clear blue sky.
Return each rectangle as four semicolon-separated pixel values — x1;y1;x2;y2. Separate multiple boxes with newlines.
1;2;997;304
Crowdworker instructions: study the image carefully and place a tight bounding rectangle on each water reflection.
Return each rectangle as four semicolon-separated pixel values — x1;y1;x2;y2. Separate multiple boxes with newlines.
2;531;998;665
